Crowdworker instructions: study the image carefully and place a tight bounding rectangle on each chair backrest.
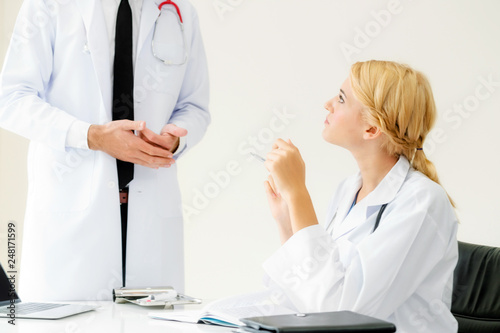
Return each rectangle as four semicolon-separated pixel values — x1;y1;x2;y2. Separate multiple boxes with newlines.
452;241;500;333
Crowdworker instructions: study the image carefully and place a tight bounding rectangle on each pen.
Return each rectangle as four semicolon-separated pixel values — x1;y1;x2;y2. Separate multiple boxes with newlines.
250;152;266;163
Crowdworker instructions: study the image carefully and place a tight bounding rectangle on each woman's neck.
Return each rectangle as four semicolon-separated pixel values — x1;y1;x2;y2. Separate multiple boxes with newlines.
352;149;398;203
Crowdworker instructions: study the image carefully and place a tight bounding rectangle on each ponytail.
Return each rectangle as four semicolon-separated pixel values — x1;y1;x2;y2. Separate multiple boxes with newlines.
411;150;456;207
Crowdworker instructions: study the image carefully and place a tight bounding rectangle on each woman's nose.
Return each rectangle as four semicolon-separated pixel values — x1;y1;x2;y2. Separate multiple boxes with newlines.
324;99;334;112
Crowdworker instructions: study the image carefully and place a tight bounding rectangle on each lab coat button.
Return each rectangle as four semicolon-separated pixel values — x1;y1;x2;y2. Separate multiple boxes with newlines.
82;43;90;54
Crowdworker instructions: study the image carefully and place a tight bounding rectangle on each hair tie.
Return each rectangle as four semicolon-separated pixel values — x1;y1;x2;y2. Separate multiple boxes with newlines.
416;148;423;151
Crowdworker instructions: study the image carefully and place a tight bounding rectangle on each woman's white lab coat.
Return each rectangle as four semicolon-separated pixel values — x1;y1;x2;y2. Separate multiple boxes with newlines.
263;157;458;332
0;0;209;300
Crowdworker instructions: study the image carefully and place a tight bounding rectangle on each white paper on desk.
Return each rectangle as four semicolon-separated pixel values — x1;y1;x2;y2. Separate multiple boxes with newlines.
149;289;295;328
149;309;200;324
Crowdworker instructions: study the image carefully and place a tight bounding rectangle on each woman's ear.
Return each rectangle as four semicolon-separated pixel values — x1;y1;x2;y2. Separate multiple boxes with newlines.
363;126;382;140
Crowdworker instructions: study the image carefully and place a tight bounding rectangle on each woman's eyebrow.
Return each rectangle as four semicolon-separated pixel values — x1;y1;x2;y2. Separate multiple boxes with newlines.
340;89;347;99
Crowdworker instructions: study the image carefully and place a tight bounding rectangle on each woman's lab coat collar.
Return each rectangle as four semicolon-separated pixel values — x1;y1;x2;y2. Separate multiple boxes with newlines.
327;156;411;234
362;155;410;208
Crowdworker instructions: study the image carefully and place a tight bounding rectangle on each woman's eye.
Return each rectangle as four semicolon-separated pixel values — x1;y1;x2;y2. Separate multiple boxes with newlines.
339;94;344;103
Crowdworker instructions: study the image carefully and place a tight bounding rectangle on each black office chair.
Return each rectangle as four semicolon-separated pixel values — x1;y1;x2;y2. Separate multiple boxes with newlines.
451;241;500;333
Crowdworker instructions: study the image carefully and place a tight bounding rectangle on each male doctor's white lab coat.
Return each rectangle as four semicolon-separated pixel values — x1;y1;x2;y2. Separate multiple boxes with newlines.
0;0;209;301
263;157;458;332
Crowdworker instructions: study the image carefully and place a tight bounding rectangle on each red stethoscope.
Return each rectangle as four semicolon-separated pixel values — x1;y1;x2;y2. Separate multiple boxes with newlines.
158;1;183;23
152;0;187;65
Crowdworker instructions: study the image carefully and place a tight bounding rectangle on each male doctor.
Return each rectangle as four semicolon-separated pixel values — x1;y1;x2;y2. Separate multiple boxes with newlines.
0;0;209;301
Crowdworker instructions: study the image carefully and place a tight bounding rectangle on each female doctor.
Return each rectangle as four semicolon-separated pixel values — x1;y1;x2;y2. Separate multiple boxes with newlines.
263;60;458;332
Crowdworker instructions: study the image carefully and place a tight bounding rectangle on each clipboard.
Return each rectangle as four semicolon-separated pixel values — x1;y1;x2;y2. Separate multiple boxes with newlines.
113;286;202;309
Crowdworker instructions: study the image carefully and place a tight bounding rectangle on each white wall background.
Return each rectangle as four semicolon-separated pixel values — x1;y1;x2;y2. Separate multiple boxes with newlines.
1;0;499;301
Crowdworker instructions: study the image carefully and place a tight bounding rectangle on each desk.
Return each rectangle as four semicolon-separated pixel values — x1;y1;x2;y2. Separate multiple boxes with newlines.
2;301;234;333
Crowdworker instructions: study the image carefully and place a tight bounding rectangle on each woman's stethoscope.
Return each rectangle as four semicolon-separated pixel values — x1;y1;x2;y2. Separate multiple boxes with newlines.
152;0;188;65
330;203;388;234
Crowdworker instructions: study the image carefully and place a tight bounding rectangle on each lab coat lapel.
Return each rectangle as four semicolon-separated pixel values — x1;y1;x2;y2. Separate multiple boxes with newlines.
75;0;112;117
137;0;161;64
363;156;410;216
332;201;367;240
331;157;411;239
329;175;362;239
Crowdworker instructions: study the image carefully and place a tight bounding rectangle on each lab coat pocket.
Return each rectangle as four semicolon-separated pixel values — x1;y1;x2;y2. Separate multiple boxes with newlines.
152;9;187;66
155;166;183;218
32;145;95;213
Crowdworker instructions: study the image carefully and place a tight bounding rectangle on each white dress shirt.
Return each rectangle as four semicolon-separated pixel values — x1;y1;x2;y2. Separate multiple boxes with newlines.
67;0;185;155
101;0;143;72
66;0;142;149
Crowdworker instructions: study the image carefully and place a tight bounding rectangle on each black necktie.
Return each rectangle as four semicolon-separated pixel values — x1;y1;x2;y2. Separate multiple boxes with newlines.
113;0;133;288
113;0;134;190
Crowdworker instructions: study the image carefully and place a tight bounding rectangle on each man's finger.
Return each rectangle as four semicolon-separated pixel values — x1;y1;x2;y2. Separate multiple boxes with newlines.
132;152;174;168
128;157;159;169
137;138;173;158
139;126;180;152
121;120;145;132
139;126;170;148
161;124;188;137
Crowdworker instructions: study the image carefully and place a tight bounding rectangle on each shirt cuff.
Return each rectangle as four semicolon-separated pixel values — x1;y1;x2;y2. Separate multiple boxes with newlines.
172;135;186;159
65;120;91;149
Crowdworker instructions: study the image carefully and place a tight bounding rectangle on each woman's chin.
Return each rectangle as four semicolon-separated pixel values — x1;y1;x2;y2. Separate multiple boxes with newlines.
322;130;335;144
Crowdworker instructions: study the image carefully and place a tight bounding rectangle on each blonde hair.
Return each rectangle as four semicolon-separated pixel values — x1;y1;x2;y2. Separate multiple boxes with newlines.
349;60;455;207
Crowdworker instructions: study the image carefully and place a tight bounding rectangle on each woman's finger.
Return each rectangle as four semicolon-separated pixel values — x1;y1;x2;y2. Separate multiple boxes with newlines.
266;150;286;162
264;180;277;198
272;138;291;150
268;175;280;197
